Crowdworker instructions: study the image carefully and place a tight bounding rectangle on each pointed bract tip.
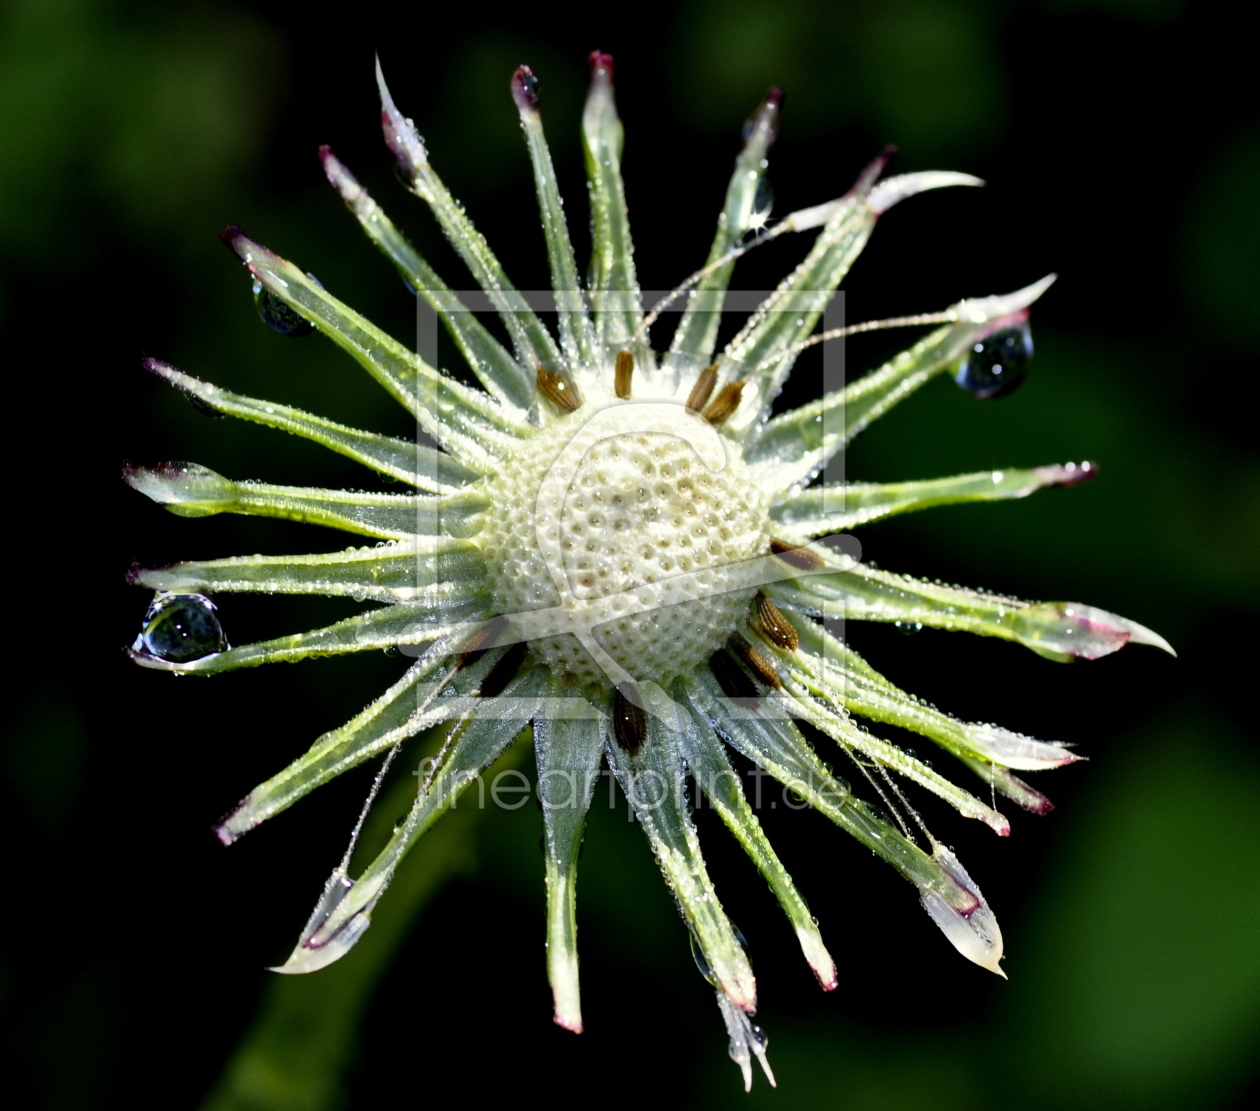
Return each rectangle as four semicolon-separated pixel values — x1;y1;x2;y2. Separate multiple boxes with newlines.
218;224;246;251
319;145;363;202
212;822;236;846
375;56;428;172
212;798;253;845
317;143;341;177
1041;460;1100;488
218;225;266;267
849;146;898;198
742;89;782;147
1047;602;1175;659
868;170;983;215
588;51;614;79
553;1011;584;1034
988;812;1012;837
1123;619;1177;657
512;66;540;112
796;929;838;991
956;274;1057;324
920;847;1005;975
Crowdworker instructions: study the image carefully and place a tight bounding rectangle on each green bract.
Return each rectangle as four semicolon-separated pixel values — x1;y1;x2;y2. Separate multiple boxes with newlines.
126;52;1172;1091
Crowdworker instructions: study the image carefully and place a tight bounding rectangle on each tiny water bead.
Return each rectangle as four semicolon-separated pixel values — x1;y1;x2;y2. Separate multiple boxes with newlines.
134;593;227;662
954;323;1033;399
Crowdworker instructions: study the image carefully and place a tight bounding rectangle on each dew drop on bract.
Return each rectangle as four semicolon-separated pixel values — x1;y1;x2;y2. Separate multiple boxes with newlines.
186;393;224;419
254;283;314;338
954;323;1033;399
135;593;227;662
689;931;718;986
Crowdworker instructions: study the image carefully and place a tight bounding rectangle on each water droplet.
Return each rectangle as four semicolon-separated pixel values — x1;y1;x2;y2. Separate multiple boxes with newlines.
254;286;314;338
954;323;1032;399
689;932;717;986
186;393;224;419
895;621;923;636
135;593;227;662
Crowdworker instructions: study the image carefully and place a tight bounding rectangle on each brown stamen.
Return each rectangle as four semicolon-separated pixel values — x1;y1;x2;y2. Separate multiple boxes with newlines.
729;632;783;689
458;615;509;669
702;380;744;424
754;593;799;651
614;350;634;399
478;641;528;698
537;367;582;412
709;650;758;703
613;683;646;755
685;365;718;413
770;537;827;571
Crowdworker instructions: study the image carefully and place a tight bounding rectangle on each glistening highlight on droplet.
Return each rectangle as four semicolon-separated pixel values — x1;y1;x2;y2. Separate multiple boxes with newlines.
133;592;228;663
954;320;1033;399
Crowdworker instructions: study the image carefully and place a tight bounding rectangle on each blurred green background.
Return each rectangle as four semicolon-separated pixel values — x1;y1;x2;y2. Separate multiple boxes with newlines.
2;0;1258;1107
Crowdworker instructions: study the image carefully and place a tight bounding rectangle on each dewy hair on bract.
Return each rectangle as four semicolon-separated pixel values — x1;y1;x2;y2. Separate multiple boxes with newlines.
124;52;1172;1090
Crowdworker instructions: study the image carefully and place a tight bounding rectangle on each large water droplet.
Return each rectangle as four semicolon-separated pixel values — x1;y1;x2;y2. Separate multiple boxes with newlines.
254;282;314;338
134;593;227;662
954;323;1032;399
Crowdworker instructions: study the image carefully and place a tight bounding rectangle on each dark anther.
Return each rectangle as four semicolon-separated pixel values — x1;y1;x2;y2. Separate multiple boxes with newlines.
729;632;783;690
685;365;718;413
614;350;634;399
537;367;582;412
770;537;827;571
613;683;646;756
702;380;743;424
708;650;758;705
458;615;510;669
479;641;528;698
754;593;799;651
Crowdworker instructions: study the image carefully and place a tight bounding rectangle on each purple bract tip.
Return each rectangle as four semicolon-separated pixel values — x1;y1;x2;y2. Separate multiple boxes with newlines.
588;51;614;78
218;225;255;262
319;145;361;200
851;146;897;196
512;66;539;111
1057;460;1100;487
743;89;783;146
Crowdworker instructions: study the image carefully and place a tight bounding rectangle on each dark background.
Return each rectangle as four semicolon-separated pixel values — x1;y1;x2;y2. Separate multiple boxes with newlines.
2;0;1258;1107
